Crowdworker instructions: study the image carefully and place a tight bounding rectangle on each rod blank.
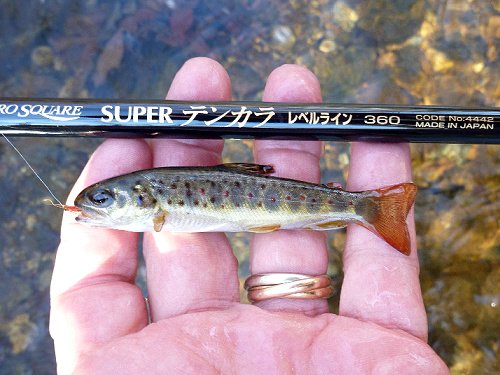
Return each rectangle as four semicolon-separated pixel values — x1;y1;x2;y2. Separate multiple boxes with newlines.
0;98;498;143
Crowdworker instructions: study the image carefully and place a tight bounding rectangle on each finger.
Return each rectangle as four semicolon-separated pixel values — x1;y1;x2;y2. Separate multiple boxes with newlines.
144;57;240;321
340;142;428;340
50;139;152;374
251;64;329;316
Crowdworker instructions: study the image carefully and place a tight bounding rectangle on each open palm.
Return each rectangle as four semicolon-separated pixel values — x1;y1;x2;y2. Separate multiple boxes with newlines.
50;58;448;374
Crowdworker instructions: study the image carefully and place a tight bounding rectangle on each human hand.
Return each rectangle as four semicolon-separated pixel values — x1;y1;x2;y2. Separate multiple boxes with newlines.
50;58;448;374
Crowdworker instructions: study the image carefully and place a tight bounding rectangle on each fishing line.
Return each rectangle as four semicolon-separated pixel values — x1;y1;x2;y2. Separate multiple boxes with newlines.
1;133;64;206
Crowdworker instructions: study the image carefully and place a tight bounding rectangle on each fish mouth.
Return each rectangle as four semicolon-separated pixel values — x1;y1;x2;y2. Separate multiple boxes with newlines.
74;205;105;225
73;193;104;225
75;210;93;223
75;211;91;223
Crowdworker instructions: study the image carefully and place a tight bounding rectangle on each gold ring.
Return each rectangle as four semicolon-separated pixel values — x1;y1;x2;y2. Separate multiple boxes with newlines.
244;273;334;302
144;296;152;324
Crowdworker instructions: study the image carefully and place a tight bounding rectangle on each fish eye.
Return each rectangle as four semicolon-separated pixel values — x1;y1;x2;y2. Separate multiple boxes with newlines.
89;189;114;207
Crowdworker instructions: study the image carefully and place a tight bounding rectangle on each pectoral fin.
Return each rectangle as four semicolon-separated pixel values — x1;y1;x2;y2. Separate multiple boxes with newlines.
248;224;281;233
153;211;167;232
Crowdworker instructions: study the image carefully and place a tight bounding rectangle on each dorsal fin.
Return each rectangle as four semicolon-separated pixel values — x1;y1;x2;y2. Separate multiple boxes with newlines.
221;163;275;175
324;182;343;189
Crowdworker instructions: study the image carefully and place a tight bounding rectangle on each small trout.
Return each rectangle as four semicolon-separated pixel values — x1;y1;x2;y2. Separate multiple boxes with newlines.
72;163;417;255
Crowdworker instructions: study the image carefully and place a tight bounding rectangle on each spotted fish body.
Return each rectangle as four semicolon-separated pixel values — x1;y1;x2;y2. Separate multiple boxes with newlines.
74;163;417;255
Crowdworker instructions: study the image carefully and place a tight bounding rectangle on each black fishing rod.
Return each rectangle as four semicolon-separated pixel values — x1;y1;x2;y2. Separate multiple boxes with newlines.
0;98;498;143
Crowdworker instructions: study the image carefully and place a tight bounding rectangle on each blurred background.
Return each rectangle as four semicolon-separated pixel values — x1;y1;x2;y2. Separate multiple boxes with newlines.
0;0;498;373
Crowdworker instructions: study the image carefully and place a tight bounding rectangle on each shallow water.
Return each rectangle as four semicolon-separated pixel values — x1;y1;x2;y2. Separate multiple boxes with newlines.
0;0;498;373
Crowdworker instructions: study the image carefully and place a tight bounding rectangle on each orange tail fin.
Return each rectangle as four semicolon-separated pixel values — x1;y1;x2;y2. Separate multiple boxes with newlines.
355;183;417;255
